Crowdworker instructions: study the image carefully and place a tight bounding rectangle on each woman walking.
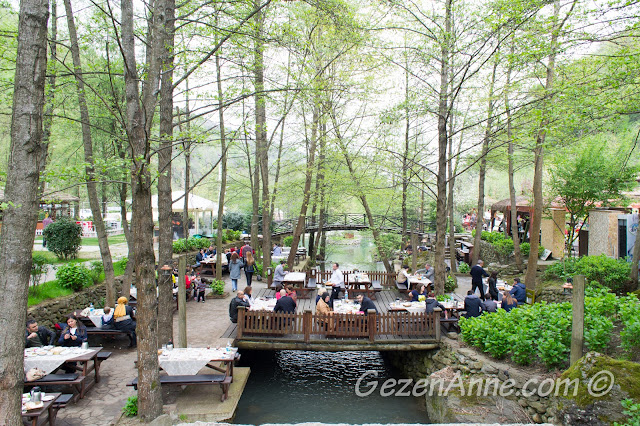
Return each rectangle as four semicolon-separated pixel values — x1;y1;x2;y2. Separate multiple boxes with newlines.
229;252;244;292
245;251;256;286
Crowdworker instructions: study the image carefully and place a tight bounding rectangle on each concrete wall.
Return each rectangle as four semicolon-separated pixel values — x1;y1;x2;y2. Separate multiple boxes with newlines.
588;210;619;258
541;209;565;259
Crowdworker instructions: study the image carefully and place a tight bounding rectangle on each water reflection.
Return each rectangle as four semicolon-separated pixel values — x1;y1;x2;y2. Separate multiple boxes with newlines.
318;232;385;272
233;350;429;425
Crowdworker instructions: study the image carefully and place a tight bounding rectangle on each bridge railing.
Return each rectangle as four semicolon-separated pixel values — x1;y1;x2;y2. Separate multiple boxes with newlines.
237;307;440;342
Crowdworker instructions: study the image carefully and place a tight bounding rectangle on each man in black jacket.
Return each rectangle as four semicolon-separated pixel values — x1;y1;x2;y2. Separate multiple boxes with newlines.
356;294;378;313
463;290;484;318
25;319;56;347
469;260;489;301
274;294;297;314
229;291;250;323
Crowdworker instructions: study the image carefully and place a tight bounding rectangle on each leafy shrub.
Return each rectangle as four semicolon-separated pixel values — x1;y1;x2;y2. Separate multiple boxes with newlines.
43;217;82;259
88;261;104;284
173;237;213;253
209;279;225;295
614;399;640;426
458;262;470;274
445;275;457;293
30;254;50;288
172;239;187;253
222;212;246;231
122;396;138;417
493;238;514;258
114;257;128;275
283;235;294;247
56;263;92;292
544;255;631;293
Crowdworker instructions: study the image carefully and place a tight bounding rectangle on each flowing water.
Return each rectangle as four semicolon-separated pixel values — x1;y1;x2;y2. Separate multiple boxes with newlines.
233;350;429;425
233;232;428;425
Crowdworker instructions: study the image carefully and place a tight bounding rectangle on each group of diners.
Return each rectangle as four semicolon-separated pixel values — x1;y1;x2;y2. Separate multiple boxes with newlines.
463;259;528;318
25;296;137;349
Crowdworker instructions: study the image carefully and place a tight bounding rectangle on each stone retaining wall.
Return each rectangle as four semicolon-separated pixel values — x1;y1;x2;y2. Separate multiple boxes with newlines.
536;287;571;304
385;342;561;424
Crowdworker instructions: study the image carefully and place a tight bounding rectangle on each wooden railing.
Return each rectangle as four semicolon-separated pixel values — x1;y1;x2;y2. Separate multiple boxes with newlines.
268;269;398;289
236;307;441;342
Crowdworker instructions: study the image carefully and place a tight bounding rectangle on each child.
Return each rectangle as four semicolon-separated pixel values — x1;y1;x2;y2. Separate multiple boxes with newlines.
196;274;207;302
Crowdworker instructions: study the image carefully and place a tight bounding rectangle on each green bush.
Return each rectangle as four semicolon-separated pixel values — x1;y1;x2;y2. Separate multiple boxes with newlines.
209;279;225;295
222;212;246;231
88;261;104;284
283;235;294;247
122;396;138;417
458;262;470;274
614;399;640;426
520;242;531;257
56;263;92;292
445;275;457;293
30;253;50;288
114;257;128;275
493;238;514;258
544;255;631;293
43;217;83;259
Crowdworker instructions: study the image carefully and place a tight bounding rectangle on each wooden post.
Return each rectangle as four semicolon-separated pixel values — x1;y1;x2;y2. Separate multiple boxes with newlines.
368;310;376;342
434;309;442;340
178;255;187;348
570;274;585;366
411;230;418;272
237;306;245;339
303;309;312;343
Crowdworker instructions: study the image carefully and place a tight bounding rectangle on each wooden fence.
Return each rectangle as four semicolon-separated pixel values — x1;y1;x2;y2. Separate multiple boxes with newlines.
268;269;398;289
236;307;441;343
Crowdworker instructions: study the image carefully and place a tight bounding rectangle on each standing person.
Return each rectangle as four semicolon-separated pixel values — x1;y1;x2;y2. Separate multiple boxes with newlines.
328;262;345;307
487;271;499;301
244;251;256;286
41;213;53;247
229;252;244;292
273;260;287;289
114;296;137;347
272;243;282;256
239;241;253;260
195;274;207;302
229;291;250;323
470;260;489;301
25;319;56;347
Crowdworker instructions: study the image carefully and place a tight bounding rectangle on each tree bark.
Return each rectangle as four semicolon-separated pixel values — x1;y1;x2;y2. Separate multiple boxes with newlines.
215;33;228;281
64;0;116;306
471;56;498;266
121;0;164;418
401;66;410;245
157;0;175;345
434;0;452;295
0;0;49;422
287;105;318;269
39;0;57;197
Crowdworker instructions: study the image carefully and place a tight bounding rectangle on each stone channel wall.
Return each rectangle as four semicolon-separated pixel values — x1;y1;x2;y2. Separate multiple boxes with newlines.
385;341;560;424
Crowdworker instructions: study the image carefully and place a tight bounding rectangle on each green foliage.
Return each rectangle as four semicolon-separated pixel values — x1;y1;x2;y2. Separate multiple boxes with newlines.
222;212;246;231
30;253;50;288
493;238;514;258
458;262;470;273
544;255;631;293
173;237;213;253
614;399;640;426
209;279;225;295
28;280;74;306
56;263;92;292
376;233;402;259
88;261;104;284
445;275;457;293
114;258;128;276
283;235;294;247
520;242;531;257
122;396;138;417
436;294;452;302
43;217;83;259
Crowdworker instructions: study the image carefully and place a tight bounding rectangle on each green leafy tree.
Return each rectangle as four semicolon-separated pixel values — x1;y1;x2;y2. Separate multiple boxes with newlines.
43;217;82;259
548;137;638;255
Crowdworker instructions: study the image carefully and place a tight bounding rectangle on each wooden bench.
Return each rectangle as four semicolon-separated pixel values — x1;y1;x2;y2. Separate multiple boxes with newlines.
52;393;75;409
85;327;131;343
24;373;88;399
127;374;232;401
440;318;460;333
95;351;112;371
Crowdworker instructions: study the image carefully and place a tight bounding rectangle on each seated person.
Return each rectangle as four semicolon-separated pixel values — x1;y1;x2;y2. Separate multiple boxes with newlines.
356;294;377;313
206;245;216;257
509;278;527;304
195;248;205;266
274;291;297;314
275;284;284;300
114;296;137;347
229;291;250;323
25;319;56;348
285;285;298;304
482;298;498;313
101;307;115;329
425;292;446;315
501;291;518;312
58;315;88;347
463;290;483;318
396;265;410;288
408;284;427;302
316;292;332;316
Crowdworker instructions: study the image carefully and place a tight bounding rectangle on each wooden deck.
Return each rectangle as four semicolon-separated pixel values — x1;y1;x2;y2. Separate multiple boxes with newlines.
223;288;443;351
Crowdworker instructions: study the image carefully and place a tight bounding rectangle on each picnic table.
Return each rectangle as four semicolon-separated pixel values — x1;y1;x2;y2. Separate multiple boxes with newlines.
24;347;102;399
249;297;277;311
282;272;313;298
200;256;228;277
408;275;432;290
345;273;375;299
22;392;61;426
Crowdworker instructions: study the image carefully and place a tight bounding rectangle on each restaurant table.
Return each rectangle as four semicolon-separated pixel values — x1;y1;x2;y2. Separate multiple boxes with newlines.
248;297;277;311
24;347;95;376
408;275;432;290
158;347;238;377
200;256;228;277
332;299;363;314
326;300;368;337
282;272;306;286
22;392;61;426
345;273;375;299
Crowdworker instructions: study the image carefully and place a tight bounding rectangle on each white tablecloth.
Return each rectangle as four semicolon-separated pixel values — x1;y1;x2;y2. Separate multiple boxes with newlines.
24;348;93;375
158;347;237;376
409;275;432;287
332;300;362;314
249;297;277;311
283;272;306;284
390;301;426;314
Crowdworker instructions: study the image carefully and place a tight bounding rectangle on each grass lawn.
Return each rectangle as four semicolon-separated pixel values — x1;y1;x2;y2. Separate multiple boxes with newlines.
34;251;91;265
34;234;128;246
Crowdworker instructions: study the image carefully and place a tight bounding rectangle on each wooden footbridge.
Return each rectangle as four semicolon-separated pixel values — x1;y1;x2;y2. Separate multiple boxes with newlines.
222;287;443;352
260;213;435;237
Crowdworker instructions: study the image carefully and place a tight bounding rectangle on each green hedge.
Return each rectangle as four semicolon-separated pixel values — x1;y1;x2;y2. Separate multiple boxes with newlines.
172;237;213;254
43;217;82;259
56;263;92;292
544;255;631;293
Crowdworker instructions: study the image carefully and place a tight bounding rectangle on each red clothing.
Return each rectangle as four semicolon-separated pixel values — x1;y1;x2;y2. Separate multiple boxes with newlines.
185;275;191;289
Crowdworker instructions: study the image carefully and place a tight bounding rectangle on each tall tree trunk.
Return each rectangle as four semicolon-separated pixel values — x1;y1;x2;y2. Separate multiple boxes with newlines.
39;0;57;197
157;0;175;345
182;88;191;240
117;139;134;297
447;121;464;274
309;120;325;263
254;0;271;273
121;0;164;418
505;45;523;271
287;105;318;269
0;0;49;421
401;66;410;245
64;0;115;306
524;0;574;290
471;56;498;266
215;39;227;281
434;0;452;295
